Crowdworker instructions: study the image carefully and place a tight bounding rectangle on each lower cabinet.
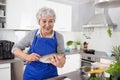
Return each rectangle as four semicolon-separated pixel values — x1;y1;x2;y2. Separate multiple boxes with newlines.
11;61;24;80
100;58;113;77
57;53;81;75
0;63;11;80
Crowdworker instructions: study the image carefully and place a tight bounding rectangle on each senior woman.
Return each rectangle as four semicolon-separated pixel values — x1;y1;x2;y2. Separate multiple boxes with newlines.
12;7;66;80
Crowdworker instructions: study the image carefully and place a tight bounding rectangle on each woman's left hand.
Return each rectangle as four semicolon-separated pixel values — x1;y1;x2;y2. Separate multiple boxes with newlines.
49;54;66;68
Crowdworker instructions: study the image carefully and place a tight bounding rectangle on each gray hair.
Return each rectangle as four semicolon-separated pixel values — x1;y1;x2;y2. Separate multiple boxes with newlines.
36;7;56;22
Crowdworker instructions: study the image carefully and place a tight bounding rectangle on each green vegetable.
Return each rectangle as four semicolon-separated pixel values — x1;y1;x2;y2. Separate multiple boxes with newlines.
107;27;112;38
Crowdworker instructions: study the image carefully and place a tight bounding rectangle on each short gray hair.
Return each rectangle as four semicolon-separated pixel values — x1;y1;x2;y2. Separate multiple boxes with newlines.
36;7;56;22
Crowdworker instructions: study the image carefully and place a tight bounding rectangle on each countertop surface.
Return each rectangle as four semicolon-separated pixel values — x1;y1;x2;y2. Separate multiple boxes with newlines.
0;50;114;80
46;70;85;80
46;50;114;80
0;58;22;64
66;49;114;60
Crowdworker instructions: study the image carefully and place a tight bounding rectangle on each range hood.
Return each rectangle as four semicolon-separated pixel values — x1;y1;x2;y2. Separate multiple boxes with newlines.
95;0;120;8
83;8;117;28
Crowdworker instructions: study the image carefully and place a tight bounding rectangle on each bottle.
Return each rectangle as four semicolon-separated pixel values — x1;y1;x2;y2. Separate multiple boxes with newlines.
83;41;88;51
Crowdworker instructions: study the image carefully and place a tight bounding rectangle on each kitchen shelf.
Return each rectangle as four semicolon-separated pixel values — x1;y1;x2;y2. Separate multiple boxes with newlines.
0;16;5;18
0;28;33;31
0;0;6;28
0;3;6;6
82;24;107;28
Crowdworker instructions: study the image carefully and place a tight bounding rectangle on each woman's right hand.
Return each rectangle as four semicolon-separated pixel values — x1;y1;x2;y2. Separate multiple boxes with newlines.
25;53;41;63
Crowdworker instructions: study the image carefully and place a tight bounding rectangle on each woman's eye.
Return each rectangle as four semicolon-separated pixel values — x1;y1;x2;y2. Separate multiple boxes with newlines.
49;20;54;23
43;21;46;23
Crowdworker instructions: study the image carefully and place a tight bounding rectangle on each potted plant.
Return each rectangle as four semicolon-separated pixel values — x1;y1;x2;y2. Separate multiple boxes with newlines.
107;45;120;80
66;40;73;52
66;40;73;46
75;40;81;50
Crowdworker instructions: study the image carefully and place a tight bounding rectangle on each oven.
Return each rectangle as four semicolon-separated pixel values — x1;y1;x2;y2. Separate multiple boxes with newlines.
81;55;100;67
81;59;94;66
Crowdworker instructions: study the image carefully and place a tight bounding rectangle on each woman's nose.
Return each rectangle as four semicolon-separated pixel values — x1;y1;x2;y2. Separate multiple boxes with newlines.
45;22;50;27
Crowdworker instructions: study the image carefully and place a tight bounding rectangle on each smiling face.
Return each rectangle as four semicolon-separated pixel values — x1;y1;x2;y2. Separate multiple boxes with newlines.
39;16;55;35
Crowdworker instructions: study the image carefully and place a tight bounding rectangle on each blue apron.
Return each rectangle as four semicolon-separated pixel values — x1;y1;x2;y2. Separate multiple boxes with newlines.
23;29;58;80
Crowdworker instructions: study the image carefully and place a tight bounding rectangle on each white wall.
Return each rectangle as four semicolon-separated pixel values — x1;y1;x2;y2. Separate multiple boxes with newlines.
58;30;120;52
0;29;119;52
0;30;29;42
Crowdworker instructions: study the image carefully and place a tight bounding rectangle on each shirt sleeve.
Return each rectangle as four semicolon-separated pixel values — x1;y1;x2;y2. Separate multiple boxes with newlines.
11;30;35;53
56;32;65;54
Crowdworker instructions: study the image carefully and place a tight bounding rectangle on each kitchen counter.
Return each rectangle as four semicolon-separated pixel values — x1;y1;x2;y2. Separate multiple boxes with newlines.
0;50;114;80
46;70;85;80
65;49;114;67
67;49;114;61
80;50;114;60
0;57;22;64
0;57;24;80
47;50;114;80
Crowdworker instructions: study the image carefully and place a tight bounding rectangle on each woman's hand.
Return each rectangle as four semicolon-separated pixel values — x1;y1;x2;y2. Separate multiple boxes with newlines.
25;53;41;63
49;54;66;68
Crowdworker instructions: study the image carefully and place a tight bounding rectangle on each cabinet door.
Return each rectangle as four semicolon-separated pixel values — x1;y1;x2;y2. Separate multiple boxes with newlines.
100;58;113;77
57;53;81;75
6;0;38;29
0;63;11;80
6;0;72;31
100;58;113;64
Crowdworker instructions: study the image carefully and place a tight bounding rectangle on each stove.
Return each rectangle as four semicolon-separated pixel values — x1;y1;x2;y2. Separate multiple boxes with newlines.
81;52;101;66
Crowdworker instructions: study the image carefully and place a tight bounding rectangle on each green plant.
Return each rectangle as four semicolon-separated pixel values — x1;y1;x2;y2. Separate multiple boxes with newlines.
75;41;81;45
107;45;120;79
107;61;120;75
112;45;120;61
66;40;73;46
107;27;112;38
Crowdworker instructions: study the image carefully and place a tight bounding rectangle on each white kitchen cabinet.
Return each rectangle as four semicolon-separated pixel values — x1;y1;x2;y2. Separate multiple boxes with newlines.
0;63;11;80
100;58;114;77
100;58;113;64
6;0;72;31
6;0;38;29
57;53;81;75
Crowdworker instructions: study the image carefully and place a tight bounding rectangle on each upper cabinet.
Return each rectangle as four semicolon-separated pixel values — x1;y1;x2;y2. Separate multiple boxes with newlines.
4;0;94;31
0;0;6;28
6;0;38;30
6;0;72;31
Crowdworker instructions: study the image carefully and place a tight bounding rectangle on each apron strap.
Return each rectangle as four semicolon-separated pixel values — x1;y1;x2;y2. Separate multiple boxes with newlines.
28;29;39;53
